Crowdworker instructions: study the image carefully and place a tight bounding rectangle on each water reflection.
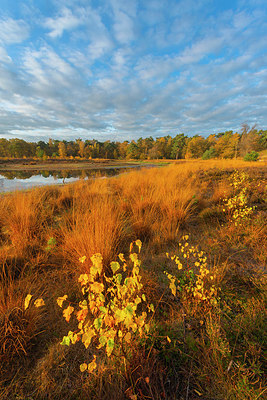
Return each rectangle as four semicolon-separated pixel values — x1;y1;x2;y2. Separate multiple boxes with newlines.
0;167;139;192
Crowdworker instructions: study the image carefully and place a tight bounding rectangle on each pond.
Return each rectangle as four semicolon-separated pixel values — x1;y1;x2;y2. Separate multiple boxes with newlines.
0;165;144;192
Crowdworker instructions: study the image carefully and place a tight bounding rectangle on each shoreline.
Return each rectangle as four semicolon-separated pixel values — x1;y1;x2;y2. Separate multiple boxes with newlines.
0;159;161;171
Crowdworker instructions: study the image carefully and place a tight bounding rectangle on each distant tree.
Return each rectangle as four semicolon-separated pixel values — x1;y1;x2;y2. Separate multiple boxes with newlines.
8;139;33;158
258;130;267;150
58;141;67;158
77;139;85;158
202;147;217;160
36;146;44;159
170;134;187;159
117;141;129;159
103;141;116;159
239;124;259;156
214;132;240;158
185;136;209;158
0;138;9;157
127;141;140;159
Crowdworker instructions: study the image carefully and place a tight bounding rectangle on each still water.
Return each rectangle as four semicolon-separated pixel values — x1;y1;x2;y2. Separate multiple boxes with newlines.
0;166;142;192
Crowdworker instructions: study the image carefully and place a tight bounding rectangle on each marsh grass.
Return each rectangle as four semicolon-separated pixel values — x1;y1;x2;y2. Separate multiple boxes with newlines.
0;159;266;399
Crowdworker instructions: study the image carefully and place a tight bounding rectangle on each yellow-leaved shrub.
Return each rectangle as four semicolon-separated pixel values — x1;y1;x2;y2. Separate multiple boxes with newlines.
57;240;154;373
165;235;219;309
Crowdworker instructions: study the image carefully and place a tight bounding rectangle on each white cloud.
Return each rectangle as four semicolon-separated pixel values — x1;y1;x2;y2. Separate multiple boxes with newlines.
0;46;12;63
44;7;82;38
110;0;136;44
179;36;224;64
113;11;135;44
0;17;29;44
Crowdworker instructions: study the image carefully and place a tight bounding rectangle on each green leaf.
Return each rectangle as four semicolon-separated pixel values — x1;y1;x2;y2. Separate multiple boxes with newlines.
106;339;115;357
116;273;122;284
107;338;114;348
99;335;107;346
142;294;146;302
125;305;133;316
94;318;102;330
111;261;120;274
60;336;71;346
135;239;142;253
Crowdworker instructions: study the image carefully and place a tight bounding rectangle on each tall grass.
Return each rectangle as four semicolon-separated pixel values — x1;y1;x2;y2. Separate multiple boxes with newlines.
0;159;266;399
60;190;125;268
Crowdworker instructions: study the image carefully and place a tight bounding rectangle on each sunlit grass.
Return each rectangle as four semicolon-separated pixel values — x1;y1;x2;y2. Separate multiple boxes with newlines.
0;159;266;399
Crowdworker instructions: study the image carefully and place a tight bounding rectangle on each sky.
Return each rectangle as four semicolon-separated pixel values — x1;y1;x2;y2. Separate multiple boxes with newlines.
0;0;266;142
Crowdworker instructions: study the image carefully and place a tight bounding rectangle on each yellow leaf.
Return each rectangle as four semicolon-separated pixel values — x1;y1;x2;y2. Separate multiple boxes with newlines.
34;298;45;308
169;280;176;296
90;282;104;294
57;295;68;308
90;254;103;277
79;255;86;264
24;294;33;310
78;274;89;286
135;239;142;253
110;261;120;274
87;355;97;373
63;306;74;322
124;332;131;343
118;253;126;262
167;336;171;343
76;308;88;322
80;363;87;372
130;253;139;265
82;329;96;348
114;309;126;323
135;296;141;306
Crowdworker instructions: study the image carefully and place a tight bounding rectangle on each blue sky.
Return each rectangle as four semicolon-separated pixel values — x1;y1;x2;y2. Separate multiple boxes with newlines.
0;0;266;142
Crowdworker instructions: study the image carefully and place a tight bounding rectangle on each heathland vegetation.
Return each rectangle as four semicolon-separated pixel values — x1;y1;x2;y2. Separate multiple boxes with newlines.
0;159;266;399
0;125;266;161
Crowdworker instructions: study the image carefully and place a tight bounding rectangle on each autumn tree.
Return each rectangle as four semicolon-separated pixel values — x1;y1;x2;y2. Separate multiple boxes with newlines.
214;132;240;158
238;124;260;156
77;139;85;158
185;136;209;158
58;141;67;158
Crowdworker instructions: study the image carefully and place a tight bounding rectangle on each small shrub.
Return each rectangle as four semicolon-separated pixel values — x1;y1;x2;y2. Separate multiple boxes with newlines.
164;235;220;312
222;170;255;226
57;240;153;373
244;151;259;161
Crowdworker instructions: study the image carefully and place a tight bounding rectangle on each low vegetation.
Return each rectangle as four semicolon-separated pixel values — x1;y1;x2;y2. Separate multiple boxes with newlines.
0;159;266;399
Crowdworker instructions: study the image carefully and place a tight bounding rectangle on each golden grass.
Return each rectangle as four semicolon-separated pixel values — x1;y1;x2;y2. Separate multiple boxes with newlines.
60;192;125;269
0;159;266;399
0;188;55;258
0;268;44;382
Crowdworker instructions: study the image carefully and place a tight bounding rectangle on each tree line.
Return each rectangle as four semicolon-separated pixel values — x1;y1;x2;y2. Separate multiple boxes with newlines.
0;125;266;160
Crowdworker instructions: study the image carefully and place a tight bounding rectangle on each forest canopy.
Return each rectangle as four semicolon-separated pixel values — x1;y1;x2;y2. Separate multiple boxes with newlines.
0;126;266;160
